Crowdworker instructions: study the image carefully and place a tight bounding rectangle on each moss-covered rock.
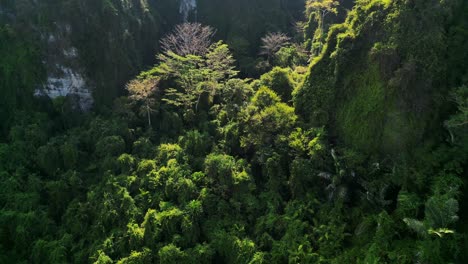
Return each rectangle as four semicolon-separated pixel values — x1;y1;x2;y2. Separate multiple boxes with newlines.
296;0;463;156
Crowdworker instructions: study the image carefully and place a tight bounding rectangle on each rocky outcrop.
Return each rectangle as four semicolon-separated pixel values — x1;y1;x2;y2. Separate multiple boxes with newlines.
180;0;197;22
3;0;304;110
36;24;93;110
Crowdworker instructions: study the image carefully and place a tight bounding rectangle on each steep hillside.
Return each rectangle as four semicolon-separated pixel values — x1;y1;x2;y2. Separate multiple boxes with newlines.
0;0;304;116
295;0;467;156
0;0;467;263
1;0;174;109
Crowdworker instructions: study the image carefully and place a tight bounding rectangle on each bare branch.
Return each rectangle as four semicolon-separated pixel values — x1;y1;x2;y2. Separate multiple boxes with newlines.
260;32;291;58
160;23;215;56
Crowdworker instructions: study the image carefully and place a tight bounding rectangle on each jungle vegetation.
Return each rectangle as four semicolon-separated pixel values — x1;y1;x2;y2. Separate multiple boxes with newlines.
0;0;467;263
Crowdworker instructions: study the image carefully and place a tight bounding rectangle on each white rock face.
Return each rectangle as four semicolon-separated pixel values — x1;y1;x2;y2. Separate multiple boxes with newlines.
63;47;78;58
0;6;15;20
39;66;93;110
36;24;94;111
179;0;197;22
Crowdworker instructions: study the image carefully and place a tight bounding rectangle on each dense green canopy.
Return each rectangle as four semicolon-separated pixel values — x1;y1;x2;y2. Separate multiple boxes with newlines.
0;0;467;263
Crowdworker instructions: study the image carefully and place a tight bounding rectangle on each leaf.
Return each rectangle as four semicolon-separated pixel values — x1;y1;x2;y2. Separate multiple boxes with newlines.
428;228;455;238
425;197;459;228
403;218;427;237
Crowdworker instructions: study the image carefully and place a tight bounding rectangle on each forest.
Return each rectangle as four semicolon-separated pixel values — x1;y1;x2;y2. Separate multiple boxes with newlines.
0;0;467;263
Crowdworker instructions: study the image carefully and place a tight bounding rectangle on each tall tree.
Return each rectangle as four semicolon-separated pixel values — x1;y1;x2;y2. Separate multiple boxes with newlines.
306;0;339;55
157;41;238;113
126;77;160;127
160;23;215;56
158;52;205;113
445;85;468;143
260;32;291;62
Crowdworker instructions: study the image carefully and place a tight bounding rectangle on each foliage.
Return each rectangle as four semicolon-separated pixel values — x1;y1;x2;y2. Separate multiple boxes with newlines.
0;25;44;136
148;36;238;120
259;32;291;61
259;67;296;102
305;0;339;55
0;1;467;263
273;45;309;69
126;77;160;127
445;85;468;144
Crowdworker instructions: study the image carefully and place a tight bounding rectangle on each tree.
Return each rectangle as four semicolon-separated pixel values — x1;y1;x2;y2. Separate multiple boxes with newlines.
404;196;459;238
260;32;291;62
205;41;238;84
126;77;160;127
274;45;309;68
201;41;239;110
158;52;204;113
158;244;187;264
306;0;339;55
160;23;215;56
259;67;295;102
444;85;468;143
157;41;238;114
240;87;298;162
204;153;253;197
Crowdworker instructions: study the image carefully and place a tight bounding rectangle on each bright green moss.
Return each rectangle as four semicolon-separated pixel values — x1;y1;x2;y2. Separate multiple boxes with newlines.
335;59;425;154
336;64;387;152
1;1;467;263
380;108;425;154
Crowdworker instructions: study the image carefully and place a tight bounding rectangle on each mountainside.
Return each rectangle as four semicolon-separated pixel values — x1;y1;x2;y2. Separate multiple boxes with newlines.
295;1;467;154
0;0;304;116
295;0;468;156
0;0;467;263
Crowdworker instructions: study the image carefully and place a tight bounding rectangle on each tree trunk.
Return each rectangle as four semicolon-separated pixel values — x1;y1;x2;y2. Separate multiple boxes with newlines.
196;92;202;112
147;104;151;128
320;11;325;55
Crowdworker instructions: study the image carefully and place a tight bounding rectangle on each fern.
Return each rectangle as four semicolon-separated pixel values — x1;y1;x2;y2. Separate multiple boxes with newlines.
425;197;459;228
404;195;459;239
403;218;427;237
